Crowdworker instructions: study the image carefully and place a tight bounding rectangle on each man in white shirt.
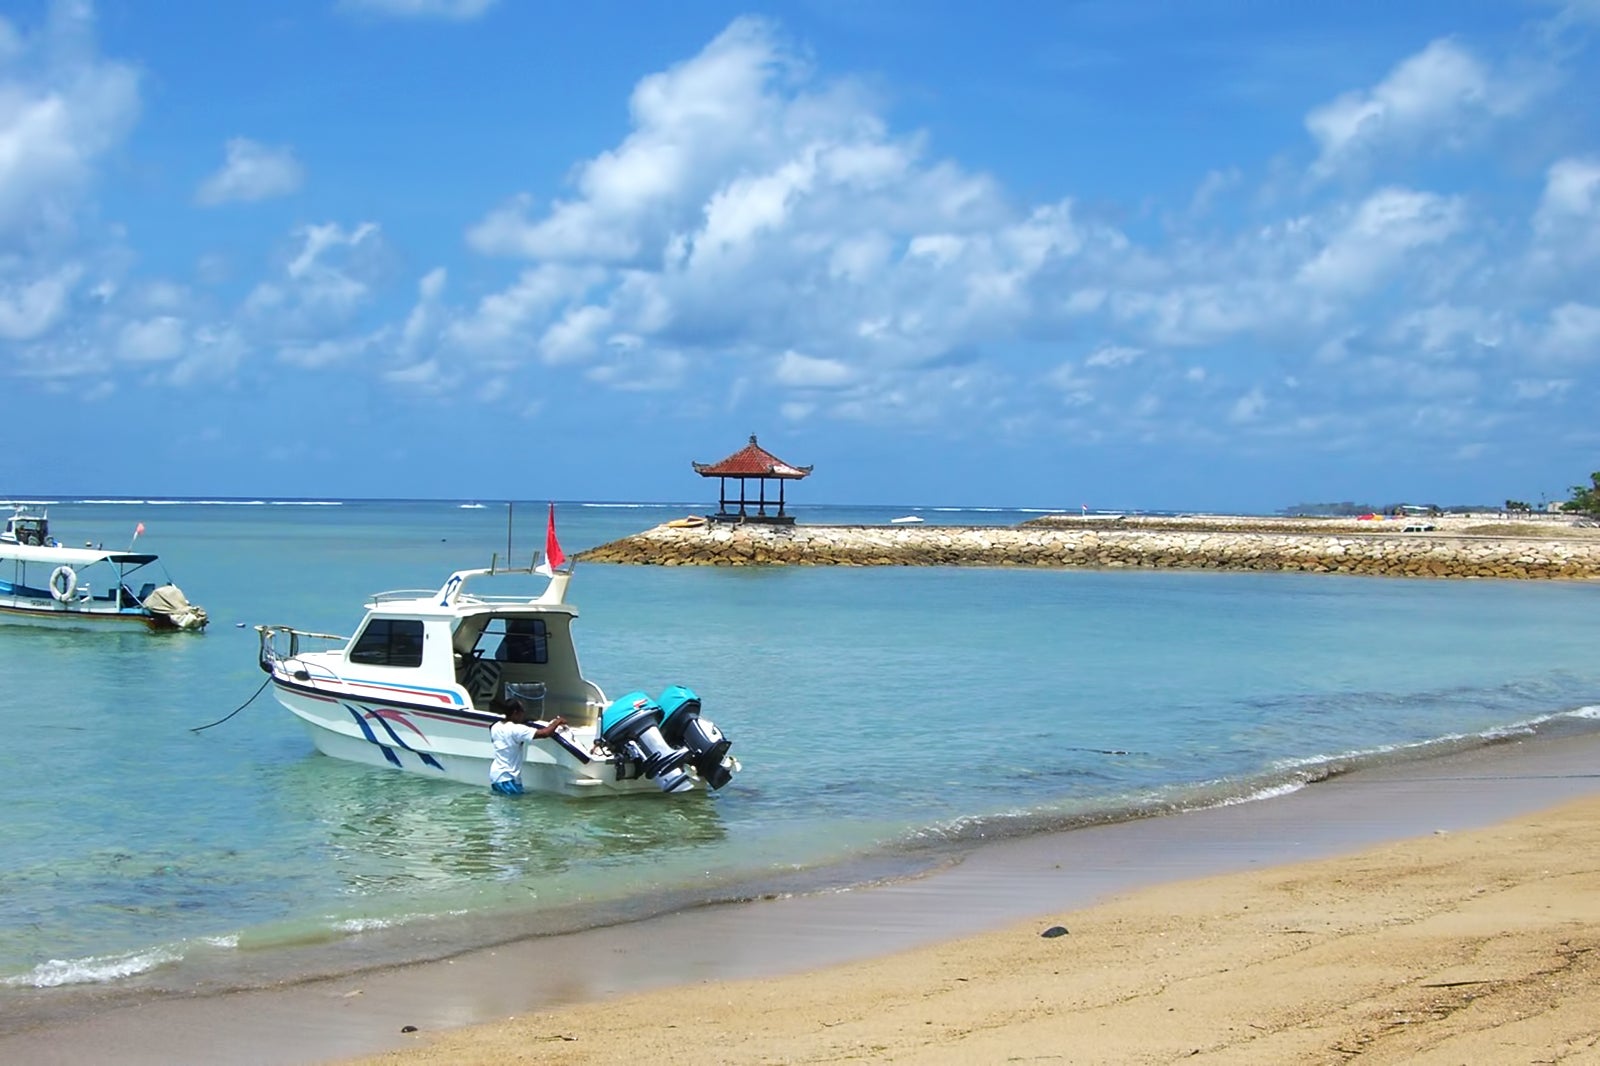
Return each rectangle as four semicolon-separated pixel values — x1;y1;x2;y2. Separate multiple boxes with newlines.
488;697;567;795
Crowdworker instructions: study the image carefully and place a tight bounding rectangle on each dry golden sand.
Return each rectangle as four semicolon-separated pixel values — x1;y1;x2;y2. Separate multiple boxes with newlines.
349;797;1600;1066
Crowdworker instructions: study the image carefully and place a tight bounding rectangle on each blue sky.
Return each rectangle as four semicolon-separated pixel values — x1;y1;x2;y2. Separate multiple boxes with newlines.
2;0;1598;511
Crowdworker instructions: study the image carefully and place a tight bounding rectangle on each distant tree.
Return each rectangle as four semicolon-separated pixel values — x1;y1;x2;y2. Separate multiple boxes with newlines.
1505;499;1531;513
1561;472;1600;515
1281;502;1374;517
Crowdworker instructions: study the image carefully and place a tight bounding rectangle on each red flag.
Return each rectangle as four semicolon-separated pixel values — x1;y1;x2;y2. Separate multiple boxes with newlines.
130;521;146;549
535;503;565;576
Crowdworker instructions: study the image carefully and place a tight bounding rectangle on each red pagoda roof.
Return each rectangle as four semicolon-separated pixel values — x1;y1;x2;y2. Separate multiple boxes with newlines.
693;435;812;479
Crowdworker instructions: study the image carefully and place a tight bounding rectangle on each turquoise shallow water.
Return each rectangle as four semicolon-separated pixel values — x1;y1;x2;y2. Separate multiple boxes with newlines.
1;498;1598;1012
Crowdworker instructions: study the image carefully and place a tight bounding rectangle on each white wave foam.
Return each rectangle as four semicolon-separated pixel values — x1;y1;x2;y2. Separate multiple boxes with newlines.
334;908;468;933
1569;705;1600;720
1216;780;1307;805
269;500;342;506
79;499;286;506
5;946;181;988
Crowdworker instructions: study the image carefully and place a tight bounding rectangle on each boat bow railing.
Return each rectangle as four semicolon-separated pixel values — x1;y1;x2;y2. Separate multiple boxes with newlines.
256;624;347;677
367;589;437;604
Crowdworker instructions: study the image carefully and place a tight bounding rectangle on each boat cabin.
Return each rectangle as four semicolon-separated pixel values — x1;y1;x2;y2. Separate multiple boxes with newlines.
1;508;51;546
338;575;605;727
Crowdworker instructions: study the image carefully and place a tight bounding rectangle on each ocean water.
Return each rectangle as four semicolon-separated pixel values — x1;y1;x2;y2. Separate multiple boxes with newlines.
1;497;1598;1022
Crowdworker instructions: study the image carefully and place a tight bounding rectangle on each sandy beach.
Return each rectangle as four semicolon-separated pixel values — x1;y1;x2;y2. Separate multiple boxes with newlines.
5;728;1599;1065
354;796;1600;1066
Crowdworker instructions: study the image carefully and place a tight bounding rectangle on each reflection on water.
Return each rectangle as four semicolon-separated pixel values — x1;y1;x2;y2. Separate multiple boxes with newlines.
277;757;728;893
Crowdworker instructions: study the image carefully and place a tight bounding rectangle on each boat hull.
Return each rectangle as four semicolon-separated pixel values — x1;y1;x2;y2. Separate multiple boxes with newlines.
270;677;695;797
0;599;167;630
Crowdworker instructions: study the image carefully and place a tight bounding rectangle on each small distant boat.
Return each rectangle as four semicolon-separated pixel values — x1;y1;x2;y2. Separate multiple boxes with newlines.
0;506;208;631
666;515;708;528
890;515;925;524
256;560;738;796
459;502;487;509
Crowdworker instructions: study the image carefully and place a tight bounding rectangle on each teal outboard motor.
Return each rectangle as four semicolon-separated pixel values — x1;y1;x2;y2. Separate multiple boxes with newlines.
658;685;734;790
599;692;693;793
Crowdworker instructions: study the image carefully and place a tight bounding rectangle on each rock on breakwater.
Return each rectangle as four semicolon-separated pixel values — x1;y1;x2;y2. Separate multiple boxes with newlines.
577;518;1600;580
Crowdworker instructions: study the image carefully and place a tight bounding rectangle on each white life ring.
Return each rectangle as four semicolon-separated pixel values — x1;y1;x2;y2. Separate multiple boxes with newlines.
49;565;78;602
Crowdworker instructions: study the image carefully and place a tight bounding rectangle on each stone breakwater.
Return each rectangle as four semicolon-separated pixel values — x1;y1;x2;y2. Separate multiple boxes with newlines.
578;520;1600;580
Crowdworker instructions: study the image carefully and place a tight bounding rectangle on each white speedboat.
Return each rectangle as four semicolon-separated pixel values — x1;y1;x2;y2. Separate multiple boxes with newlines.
256;565;738;797
0;506;208;631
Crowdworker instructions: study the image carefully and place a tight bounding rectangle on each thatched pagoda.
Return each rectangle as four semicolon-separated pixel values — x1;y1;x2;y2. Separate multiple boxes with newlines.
692;434;812;524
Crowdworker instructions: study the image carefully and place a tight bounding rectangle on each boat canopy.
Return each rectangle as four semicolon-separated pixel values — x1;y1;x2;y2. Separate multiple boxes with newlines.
0;545;159;567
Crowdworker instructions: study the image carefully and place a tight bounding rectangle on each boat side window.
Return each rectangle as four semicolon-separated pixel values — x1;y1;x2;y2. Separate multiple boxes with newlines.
492;618;548;664
349;619;425;667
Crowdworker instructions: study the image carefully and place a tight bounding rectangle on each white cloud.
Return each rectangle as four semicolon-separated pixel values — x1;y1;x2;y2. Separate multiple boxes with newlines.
385;357;446;388
338;0;498;19
196;138;305;206
0;267;80;340
584;348;688;392
398;268;447;362
117;315;185;363
1189;167;1242;216
774;349;855;388
1229;387;1267;423
1386;304;1501;356
1084;344;1142;368
1298;188;1464;294
1043;362;1094;406
279;335;376;368
244;222;383;335
1513;378;1571;400
168;325;248;387
444;14;1096;410
0;2;139;238
1305;38;1507;175
539;304;611;363
442;264;603;360
1530;156;1600;267
466;18;798;263
1539;302;1600;360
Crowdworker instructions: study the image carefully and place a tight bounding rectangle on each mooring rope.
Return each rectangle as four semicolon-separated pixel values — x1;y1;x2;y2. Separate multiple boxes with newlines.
190;675;272;733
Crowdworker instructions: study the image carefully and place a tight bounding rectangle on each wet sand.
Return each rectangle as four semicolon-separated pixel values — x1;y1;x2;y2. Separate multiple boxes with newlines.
4;730;1599;1065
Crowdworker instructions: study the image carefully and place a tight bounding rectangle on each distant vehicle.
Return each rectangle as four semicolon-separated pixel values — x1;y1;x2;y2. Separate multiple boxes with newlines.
1402;522;1436;533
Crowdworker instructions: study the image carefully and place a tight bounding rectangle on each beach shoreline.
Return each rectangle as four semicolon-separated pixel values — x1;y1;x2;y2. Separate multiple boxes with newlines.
5;726;1599;1065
